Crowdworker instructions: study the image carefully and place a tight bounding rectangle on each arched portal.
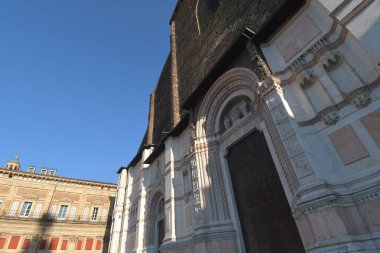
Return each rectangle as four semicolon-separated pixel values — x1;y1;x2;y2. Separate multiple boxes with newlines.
155;198;165;253
227;131;304;252
146;192;165;253
195;68;305;252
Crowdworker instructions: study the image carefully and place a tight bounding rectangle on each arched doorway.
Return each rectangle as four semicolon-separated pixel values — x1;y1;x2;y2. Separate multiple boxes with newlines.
155;198;165;253
195;68;305;252
226;131;305;253
146;192;165;253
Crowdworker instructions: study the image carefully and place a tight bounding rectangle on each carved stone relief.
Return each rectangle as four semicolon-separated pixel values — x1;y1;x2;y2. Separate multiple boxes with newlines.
22;192;39;200
60;197;73;203
278;121;296;141
322;107;340;125
292;155;314;179
323;54;343;72
266;94;282;111
272;107;288;125
284;136;304;159
300;74;317;89
219;96;254;133
349;88;371;108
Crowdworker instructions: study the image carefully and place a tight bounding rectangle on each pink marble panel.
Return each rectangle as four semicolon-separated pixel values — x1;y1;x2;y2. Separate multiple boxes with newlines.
278;16;321;62
295;214;315;247
336;206;367;235
219;239;238;253
307;207;348;241
329;125;369;165
360;109;380;149
357;198;380;232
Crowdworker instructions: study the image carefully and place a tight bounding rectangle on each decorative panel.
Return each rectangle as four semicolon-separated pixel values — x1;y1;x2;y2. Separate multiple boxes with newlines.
329;125;369;165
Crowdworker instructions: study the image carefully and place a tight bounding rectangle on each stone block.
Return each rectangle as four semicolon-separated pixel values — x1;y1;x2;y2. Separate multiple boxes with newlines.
329;125;369;165
360;109;380;149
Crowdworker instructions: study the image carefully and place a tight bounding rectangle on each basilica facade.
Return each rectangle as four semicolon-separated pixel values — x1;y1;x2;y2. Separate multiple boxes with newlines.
109;0;380;252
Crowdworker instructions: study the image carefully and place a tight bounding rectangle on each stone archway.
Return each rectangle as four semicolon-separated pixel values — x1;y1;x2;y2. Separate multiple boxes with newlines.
146;192;164;253
195;67;305;252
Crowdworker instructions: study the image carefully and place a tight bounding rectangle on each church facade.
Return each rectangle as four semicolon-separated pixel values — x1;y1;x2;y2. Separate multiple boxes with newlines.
109;0;380;252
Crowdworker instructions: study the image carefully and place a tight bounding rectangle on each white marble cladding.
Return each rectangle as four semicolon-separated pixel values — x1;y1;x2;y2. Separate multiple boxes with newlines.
265;92;316;183
320;0;380;62
262;0;380;127
259;1;380;252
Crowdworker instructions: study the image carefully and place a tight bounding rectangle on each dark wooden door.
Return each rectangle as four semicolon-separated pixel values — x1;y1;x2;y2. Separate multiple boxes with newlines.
227;131;305;253
157;219;165;253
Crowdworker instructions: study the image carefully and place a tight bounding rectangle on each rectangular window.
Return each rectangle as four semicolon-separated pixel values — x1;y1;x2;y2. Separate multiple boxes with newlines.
49;238;59;250
91;207;99;221
61;239;68;250
27;166;36;173
20;202;33;217
96;240;102;250
39;239;47;250
22;239;30;249
76;240;83;250
85;238;93;250
57;205;68;220
82;207;89;220
0;238;6;249
8;236;20;249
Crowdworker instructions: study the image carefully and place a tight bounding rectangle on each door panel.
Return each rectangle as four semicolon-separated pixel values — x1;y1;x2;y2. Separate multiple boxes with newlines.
157;219;165;253
227;131;304;253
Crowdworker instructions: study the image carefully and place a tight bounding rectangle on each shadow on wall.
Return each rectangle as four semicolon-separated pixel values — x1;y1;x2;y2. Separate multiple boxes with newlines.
22;213;53;253
102;196;116;253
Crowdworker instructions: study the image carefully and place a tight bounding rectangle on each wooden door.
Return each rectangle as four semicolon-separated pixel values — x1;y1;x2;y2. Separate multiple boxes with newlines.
227;131;304;253
157;219;165;253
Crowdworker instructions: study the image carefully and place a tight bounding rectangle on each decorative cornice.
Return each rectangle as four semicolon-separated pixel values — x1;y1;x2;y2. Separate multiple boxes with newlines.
340;0;375;25
0;168;117;190
22;192;39;200
294;185;380;216
331;0;352;17
298;80;379;127
274;19;345;85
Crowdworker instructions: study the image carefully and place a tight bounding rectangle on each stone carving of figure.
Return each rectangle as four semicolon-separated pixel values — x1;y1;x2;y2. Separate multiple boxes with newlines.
230;107;242;122
223;116;231;129
238;100;249;115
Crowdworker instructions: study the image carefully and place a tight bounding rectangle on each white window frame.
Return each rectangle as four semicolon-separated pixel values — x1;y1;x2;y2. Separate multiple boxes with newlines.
83;207;89;220
101;208;108;222
48;205;57;218
69;206;77;220
27;167;36;173
20;201;33;217
9;201;19;216
33;203;43;218
57;205;68;220
91;207;99;221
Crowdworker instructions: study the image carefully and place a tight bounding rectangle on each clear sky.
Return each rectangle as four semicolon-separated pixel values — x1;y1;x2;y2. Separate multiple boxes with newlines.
0;0;177;183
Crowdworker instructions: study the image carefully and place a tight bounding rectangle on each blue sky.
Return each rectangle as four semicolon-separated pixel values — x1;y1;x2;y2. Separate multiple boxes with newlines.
0;0;177;183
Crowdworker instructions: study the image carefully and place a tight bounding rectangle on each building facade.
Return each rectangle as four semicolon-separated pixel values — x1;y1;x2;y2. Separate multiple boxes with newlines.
110;0;380;252
0;157;117;252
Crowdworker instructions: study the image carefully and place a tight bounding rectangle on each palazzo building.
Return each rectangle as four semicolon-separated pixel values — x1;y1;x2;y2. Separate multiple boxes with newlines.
110;0;380;252
0;157;117;252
